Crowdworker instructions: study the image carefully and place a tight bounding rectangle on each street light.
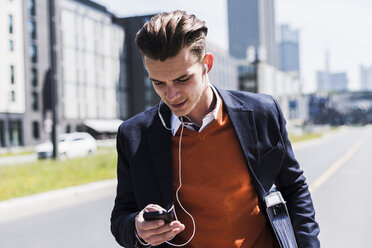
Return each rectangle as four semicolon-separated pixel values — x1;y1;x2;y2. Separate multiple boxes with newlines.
48;0;58;159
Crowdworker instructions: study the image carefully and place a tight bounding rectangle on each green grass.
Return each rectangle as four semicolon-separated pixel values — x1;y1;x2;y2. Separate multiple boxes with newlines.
289;132;323;143
0;147;117;201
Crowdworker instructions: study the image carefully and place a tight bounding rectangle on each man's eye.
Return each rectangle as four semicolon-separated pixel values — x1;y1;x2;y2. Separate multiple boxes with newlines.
153;81;165;86
177;77;190;83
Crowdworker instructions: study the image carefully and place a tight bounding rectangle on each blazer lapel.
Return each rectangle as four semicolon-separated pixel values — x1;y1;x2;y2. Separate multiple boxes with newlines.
218;89;266;199
147;104;174;210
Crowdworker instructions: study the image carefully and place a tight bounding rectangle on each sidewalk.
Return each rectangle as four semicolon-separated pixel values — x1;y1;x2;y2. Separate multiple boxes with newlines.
0;139;115;167
0;179;117;224
0;154;37;166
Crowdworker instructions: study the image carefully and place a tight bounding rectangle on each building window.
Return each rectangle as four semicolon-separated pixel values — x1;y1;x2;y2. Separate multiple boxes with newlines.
32;92;39;110
10;65;15;84
10;91;15;102
31;68;38;86
30;44;37;63
29;0;36;16
9;120;22;146
9;14;13;34
29;20;36;39
32;121;40;139
9;39;14;51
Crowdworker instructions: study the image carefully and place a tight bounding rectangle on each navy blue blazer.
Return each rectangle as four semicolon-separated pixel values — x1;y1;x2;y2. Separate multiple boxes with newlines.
111;88;320;248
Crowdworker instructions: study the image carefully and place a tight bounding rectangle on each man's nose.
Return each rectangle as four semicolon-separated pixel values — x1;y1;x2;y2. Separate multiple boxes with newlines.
166;85;180;102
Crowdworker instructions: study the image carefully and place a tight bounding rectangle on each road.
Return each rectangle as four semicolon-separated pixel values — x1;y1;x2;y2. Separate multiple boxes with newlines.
0;125;371;247
0;195;120;248
294;125;372;247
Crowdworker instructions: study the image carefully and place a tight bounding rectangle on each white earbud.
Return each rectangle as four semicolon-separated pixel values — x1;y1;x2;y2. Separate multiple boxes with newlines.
204;64;208;73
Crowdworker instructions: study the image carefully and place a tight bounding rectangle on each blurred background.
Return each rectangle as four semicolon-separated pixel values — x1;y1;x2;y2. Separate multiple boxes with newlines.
1;0;371;247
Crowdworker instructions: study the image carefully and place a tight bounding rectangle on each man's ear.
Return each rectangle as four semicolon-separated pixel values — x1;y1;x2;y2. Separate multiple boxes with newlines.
203;53;214;73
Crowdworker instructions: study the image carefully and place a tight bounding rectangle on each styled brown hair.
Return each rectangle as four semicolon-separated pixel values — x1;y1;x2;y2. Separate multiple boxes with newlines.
135;10;208;62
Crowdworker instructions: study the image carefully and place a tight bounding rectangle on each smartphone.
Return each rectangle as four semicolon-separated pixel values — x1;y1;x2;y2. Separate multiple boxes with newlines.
143;210;175;223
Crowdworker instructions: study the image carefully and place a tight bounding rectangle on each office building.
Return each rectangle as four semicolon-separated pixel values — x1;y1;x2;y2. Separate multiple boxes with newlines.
22;0;51;147
0;0;26;147
114;14;160;117
1;0;125;148
56;0;125;134
317;71;348;92
279;24;300;77
317;51;348;92
227;0;278;67
237;60;259;93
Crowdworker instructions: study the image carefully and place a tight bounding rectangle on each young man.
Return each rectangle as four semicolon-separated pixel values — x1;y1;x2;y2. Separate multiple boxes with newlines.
111;10;320;248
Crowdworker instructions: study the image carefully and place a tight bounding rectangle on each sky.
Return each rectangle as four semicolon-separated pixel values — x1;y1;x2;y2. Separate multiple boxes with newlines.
96;0;372;93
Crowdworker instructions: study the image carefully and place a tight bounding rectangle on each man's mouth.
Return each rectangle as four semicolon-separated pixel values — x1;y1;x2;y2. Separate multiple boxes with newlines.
171;100;187;109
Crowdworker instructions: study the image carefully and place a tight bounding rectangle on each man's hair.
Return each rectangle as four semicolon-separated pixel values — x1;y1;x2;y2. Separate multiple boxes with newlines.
135;10;208;62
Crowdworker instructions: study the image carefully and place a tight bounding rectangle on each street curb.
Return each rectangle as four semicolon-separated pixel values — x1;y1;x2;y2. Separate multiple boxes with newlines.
0;179;117;224
292;126;348;150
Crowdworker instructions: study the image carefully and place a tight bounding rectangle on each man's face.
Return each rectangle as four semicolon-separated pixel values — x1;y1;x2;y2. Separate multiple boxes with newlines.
144;47;210;120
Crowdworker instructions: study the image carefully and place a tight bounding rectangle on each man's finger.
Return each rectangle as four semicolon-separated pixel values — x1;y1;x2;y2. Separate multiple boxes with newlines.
144;204;166;212
139;219;165;231
145;223;185;246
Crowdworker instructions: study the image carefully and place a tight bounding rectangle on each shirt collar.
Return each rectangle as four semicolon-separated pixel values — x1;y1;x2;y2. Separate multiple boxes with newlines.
170;85;221;136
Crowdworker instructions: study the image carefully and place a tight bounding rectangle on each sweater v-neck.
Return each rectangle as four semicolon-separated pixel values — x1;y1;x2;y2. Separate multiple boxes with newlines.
174;99;225;138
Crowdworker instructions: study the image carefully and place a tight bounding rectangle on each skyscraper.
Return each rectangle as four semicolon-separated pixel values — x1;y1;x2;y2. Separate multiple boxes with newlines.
279;25;300;76
227;0;277;67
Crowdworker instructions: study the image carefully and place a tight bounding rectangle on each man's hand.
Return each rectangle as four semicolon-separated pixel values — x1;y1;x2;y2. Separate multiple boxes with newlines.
135;204;185;246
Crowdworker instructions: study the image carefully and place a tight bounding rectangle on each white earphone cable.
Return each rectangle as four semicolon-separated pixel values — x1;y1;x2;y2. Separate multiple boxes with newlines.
158;100;196;247
158;100;172;131
166;122;196;247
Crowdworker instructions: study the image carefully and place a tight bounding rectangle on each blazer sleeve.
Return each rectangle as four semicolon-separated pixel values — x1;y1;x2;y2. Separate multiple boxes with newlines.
110;124;139;248
271;96;320;248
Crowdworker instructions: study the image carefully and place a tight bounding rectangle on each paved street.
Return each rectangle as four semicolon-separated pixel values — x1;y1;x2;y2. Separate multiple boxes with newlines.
0;194;121;248
0;125;371;247
0;180;120;248
294;125;372;247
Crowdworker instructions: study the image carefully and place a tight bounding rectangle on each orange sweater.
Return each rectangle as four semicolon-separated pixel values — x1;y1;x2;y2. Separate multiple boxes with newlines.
171;103;278;248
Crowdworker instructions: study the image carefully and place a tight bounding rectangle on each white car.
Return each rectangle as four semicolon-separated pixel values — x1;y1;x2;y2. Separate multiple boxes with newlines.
35;132;97;159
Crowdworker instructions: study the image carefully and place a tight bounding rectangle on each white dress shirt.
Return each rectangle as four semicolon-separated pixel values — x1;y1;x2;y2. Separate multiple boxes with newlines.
170;85;221;136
